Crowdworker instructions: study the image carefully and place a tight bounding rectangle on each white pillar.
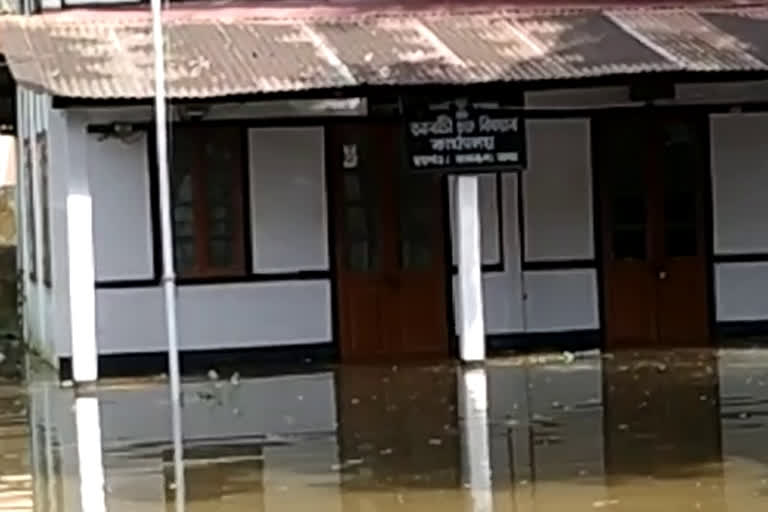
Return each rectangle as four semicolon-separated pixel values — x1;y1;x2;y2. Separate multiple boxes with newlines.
455;175;485;362
67;117;98;383
459;367;493;512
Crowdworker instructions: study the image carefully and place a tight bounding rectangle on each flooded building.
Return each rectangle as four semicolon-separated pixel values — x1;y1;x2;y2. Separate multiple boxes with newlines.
2;1;768;381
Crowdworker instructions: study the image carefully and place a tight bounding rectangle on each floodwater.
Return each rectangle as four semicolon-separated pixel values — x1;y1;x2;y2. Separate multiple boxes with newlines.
2;349;768;511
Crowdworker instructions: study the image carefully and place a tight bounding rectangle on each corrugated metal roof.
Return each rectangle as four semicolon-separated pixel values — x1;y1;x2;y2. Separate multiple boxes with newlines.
1;5;768;100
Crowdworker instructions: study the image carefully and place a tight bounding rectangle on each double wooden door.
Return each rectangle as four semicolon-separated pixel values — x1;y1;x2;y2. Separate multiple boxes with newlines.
596;113;711;348
328;122;450;361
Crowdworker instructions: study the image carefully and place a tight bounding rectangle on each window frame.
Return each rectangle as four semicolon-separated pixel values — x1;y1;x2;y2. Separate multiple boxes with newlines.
169;124;247;280
37;131;52;287
23;137;36;282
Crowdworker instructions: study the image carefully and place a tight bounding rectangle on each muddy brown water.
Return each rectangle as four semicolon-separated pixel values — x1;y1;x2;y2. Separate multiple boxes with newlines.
1;349;768;511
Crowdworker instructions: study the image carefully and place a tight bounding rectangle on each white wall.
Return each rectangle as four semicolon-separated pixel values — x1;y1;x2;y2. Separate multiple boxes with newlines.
710;113;768;322
715;263;768;322
519;114;599;333
450;174;525;335
523;119;594;262
248;127;329;272
94;282;332;355
81;111;334;355
16;87;62;360
710;113;768;255
523;270;600;332
89;134;153;281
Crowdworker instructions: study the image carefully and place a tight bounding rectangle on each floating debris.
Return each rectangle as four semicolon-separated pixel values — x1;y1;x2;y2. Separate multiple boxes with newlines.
428;438;443;446
593;499;620;508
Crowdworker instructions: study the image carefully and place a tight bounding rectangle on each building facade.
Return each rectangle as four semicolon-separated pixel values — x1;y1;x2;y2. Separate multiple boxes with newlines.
5;2;768;379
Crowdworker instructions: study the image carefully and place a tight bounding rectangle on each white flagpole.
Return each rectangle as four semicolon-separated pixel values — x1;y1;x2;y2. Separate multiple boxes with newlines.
150;0;186;510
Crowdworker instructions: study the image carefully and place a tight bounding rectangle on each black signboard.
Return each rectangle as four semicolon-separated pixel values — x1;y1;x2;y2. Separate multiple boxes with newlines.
404;98;526;173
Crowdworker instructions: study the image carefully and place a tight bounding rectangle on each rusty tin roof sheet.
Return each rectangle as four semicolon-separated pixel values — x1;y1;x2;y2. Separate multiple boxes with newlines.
1;5;768;99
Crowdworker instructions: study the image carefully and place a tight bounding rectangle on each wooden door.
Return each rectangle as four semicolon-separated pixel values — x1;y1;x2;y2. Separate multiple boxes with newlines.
597;113;710;349
597;115;658;346
653;117;710;345
328;122;450;361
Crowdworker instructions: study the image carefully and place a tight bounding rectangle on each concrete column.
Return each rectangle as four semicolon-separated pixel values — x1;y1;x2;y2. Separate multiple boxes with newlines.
459;366;493;512
455;175;486;362
66;115;98;383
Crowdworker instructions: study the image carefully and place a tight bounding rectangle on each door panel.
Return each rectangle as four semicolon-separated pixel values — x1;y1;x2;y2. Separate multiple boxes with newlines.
655;118;710;345
396;172;450;356
597;116;657;347
330;122;450;361
330;124;384;359
597;113;711;349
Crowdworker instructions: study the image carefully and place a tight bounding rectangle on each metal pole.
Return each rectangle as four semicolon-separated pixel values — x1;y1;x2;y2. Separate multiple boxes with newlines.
150;0;186;509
